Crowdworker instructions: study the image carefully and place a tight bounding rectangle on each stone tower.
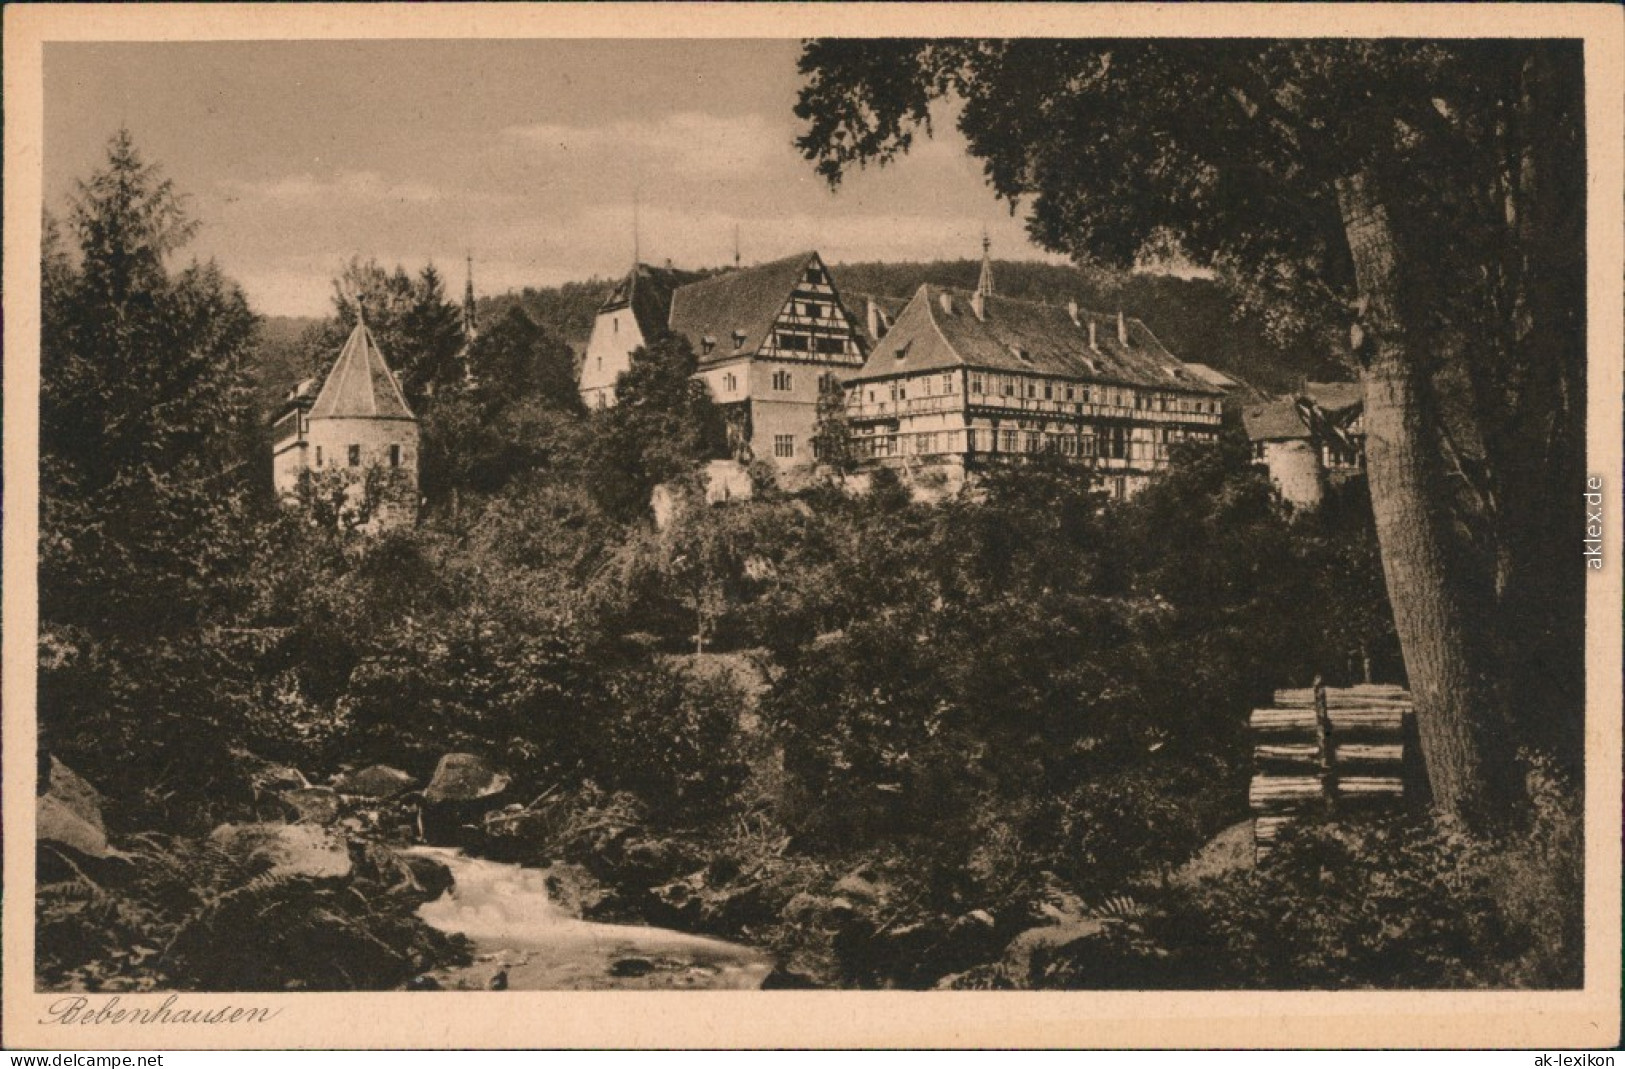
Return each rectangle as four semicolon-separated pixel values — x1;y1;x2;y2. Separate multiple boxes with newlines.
272;316;420;530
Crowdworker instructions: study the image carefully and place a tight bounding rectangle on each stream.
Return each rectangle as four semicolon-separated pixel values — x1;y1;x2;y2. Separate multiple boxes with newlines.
405;847;774;990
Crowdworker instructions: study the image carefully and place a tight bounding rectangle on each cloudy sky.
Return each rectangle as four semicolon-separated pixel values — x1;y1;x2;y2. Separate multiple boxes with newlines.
44;40;1067;318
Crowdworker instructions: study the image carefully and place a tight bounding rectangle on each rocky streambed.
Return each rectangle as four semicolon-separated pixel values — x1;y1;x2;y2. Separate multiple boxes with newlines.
406;848;773;990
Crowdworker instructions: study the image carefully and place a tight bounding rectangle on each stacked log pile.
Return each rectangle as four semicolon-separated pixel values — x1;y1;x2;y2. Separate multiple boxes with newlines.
1248;683;1413;854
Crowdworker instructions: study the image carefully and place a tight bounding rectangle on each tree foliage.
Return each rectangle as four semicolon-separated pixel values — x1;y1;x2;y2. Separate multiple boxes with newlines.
793;38;1586;823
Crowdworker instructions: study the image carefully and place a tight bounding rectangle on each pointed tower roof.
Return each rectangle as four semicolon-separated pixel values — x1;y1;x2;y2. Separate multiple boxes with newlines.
308;321;416;421
976;229;995;298
462;253;478;340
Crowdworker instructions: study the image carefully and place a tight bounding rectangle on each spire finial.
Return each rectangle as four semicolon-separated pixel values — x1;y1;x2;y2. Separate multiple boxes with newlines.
461;251;478;342
733;223;741;269
633;191;641;266
977;227;995;298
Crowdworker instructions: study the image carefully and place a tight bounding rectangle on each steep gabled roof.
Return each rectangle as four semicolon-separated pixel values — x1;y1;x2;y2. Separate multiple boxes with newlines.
847;284;1223;395
668;251;820;364
308;322;415;421
600;262;705;341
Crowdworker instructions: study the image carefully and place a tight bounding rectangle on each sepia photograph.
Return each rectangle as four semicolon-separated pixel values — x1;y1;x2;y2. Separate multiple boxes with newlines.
4;2;1621;1051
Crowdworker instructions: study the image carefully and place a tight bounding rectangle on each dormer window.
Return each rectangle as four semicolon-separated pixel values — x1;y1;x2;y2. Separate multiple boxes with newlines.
702;335;717;356
1009;345;1032;365
732;329;748;349
893;340;912;361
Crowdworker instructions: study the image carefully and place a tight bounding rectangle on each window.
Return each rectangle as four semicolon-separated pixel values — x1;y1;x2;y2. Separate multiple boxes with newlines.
315;445;323;468
773;369;793;391
805;265;825;284
1026;382;1036;398
777;332;810;352
348;444;361;467
1066;386;1074;401
1003;381;1016;397
596;356;603;371
816;335;847;355
1044;383;1053;401
389;444;401;469
613;318;618;334
724;372;738;392
1001;429;1019;452
868;390;875;403
971;374;984;394
943;373;954;395
774;434;795;458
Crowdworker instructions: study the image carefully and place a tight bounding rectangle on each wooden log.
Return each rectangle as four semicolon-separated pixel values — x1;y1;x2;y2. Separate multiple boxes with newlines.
1254;816;1292;846
1334;776;1404;796
1275;685;1409;702
1254;742;1321;765
1331;743;1405;766
1272;696;1414;710
1249;775;1321;811
1249;708;1406;734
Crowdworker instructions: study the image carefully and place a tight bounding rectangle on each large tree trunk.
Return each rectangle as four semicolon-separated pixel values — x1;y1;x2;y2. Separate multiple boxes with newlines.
1337;171;1515;826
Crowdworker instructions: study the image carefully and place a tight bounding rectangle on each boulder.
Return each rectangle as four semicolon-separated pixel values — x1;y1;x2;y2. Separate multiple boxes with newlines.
281;786;341;826
333;765;418;800
251;763;310;793
423;754;509;805
1002;918;1107;983
209;823;353;880
1169;819;1256;888
833;870;885;905
37;757;111;859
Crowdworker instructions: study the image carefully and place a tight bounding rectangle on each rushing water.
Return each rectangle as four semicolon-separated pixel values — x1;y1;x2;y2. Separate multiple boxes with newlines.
405;847;773;990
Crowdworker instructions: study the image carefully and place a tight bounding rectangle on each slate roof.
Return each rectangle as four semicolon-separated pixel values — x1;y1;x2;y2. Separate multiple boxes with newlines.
601;263;705;341
668;251;821;365
847;284;1224;394
308;322;415;421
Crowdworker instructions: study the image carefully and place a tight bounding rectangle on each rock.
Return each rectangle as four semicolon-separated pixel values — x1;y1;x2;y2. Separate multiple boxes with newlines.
1002;918;1108;983
761;966;822;989
209;823;353;880
423;754;509;805
833;871;884;904
396;851;455;902
251;763;310;793
542;863;606;916
333;765;417;800
37;757;110;858
610;957;655;978
281;786;341;825
954;909;997;931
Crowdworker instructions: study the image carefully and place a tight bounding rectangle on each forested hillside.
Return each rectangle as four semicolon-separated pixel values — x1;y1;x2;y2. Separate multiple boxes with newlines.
268;259;1343;401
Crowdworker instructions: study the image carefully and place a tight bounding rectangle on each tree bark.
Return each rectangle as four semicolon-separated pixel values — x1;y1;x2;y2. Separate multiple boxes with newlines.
1337;170;1512;826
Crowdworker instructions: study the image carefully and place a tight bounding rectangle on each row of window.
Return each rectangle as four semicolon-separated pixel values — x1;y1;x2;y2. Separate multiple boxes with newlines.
847;372;1220;416
773;330;853;356
314;444;404;469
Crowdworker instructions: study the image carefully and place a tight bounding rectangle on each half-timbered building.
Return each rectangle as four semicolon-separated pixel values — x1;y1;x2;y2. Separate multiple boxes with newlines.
668;251;867;475
841;283;1225;499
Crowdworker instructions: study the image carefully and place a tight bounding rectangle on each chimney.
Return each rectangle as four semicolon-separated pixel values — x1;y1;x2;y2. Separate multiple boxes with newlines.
1067;299;1080;327
970;289;986;321
939;292;954;316
1117;310;1130;347
1088;319;1099;350
866;298;881;340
